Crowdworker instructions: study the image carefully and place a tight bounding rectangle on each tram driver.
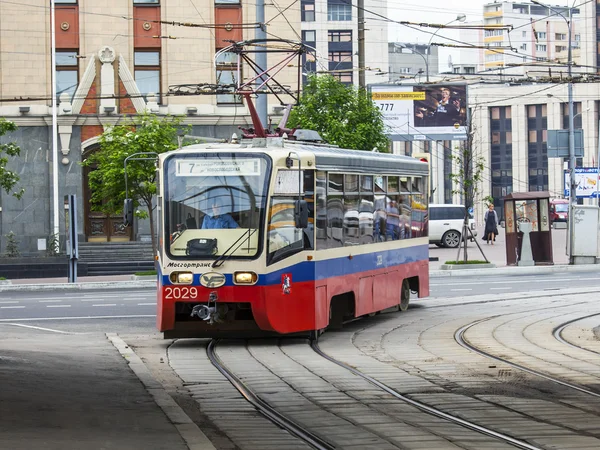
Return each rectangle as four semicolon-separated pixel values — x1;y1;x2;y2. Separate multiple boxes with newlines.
201;199;239;229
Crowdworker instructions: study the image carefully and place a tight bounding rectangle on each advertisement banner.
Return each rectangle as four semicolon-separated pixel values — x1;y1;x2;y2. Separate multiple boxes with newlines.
370;84;468;141
564;167;600;198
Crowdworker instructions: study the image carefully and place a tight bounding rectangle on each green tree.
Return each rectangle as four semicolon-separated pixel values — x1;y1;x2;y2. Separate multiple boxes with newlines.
448;113;488;263
0;119;24;199
82;113;188;254
288;74;389;152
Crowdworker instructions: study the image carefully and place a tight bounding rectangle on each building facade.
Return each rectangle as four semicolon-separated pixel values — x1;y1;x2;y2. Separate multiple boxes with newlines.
0;0;301;254
387;43;439;82
483;1;582;76
300;0;388;86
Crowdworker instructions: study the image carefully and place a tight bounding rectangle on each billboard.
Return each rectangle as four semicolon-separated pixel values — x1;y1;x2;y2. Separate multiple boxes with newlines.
564;168;600;198
371;84;468;141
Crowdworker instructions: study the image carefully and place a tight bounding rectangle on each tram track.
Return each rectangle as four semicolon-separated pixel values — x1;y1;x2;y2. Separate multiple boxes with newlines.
553;313;600;356
456;318;600;399
206;339;335;450
210;335;544;450
309;340;543;450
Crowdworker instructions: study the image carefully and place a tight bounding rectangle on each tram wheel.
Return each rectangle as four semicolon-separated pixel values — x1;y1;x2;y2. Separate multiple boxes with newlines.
400;279;410;312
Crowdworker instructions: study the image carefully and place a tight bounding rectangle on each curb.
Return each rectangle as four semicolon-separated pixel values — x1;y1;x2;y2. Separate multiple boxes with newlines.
430;263;600;277
0;280;155;292
107;333;217;450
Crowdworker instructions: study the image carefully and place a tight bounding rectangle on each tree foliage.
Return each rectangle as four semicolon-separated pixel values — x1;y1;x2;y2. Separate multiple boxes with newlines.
82;113;188;253
288;75;389;152
0;119;24;199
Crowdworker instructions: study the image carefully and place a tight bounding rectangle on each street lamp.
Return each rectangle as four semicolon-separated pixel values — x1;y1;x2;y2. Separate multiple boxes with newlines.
425;14;466;82
532;0;575;264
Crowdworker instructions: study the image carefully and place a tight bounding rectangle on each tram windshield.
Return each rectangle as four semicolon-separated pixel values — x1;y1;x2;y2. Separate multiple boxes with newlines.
164;153;271;260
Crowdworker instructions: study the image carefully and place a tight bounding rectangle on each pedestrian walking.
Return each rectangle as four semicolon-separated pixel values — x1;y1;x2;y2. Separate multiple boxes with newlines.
484;204;499;245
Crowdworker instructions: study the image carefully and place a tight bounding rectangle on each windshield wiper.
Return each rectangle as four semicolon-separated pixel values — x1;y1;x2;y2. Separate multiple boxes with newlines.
212;229;257;268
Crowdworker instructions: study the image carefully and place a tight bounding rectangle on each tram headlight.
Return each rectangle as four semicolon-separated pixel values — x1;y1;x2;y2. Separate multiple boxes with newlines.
169;272;194;284
234;271;258;285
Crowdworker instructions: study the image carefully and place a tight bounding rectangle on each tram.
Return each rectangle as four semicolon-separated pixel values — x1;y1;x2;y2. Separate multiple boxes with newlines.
149;131;429;339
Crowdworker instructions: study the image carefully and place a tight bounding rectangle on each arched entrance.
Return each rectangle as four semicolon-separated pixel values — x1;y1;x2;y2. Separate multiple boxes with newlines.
82;143;132;242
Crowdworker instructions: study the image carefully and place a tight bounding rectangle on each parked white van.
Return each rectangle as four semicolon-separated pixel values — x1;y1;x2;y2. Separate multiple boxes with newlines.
429;204;477;248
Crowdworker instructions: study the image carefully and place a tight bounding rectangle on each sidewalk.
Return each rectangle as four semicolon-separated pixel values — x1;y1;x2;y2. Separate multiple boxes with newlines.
1;226;598;291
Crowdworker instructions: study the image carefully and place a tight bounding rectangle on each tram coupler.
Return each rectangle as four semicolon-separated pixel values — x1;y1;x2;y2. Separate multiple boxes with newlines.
190;291;223;324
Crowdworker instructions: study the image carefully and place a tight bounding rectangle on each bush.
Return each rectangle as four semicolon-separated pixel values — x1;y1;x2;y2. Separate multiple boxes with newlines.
444;260;489;265
135;270;157;276
4;231;19;257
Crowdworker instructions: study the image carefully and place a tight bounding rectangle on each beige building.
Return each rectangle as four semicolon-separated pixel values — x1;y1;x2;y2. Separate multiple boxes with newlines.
0;0;301;252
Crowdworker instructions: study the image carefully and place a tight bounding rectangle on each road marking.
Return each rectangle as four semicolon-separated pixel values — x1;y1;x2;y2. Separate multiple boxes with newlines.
137;303;155;306
92;304;117;307
490;287;512;290
46;305;71;308
0;306;25;309
39;300;63;303
450;288;472;291
5;323;72;334
0;301;19;304
0;314;155;322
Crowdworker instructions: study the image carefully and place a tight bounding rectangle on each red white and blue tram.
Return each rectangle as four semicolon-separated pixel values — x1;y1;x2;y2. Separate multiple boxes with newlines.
155;136;429;338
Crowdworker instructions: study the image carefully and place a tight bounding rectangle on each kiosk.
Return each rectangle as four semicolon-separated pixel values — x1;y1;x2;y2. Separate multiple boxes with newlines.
503;192;553;266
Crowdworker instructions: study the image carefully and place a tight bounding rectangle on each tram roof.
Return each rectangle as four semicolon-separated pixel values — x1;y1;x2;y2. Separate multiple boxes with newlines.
287;143;428;176
168;139;428;176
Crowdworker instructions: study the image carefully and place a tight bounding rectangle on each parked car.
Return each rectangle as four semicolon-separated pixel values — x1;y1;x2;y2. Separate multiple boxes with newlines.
429;204;477;248
550;198;569;223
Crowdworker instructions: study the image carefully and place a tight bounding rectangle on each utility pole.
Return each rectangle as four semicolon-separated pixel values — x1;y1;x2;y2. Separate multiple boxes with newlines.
50;0;60;251
357;0;365;89
532;0;575;264
566;9;575;265
256;0;268;127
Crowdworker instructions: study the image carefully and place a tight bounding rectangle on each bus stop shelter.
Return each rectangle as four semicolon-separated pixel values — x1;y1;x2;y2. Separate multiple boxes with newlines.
503;191;553;266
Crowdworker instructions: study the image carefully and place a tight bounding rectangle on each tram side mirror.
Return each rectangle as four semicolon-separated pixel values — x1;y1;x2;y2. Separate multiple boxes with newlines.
123;198;134;227
294;200;309;229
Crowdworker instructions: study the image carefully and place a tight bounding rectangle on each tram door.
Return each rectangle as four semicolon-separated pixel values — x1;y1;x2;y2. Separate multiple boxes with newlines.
83;163;131;242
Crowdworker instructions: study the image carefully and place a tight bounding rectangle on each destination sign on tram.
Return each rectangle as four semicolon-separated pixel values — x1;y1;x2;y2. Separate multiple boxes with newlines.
176;159;261;177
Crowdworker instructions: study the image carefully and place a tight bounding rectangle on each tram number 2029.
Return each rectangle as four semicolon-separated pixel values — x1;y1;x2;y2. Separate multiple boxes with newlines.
164;286;199;300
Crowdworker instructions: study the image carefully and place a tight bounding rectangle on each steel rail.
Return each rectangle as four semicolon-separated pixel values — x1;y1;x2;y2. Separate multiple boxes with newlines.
311;341;542;450
206;340;335;450
456;319;600;399
553;312;600;356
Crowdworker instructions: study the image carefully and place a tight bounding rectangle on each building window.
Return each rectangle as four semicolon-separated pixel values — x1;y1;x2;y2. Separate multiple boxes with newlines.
56;50;79;101
216;51;242;104
555;33;566;40
328;30;352;42
329;51;352;62
536;44;547;52
134;51;160;102
555;45;567;52
303;30;316;42
536;31;546;39
520;43;527;50
301;1;315;22
327;3;351;21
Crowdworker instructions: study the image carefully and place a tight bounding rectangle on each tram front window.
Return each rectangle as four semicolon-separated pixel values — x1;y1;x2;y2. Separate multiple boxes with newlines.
164;153;271;259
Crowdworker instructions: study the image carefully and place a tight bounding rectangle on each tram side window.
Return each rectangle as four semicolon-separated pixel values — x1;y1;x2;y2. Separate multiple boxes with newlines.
398;177;412;240
327;174;344;248
411;176;427;238
359;175;374;244
266;170;314;265
316;171;327;246
343;174;360;246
